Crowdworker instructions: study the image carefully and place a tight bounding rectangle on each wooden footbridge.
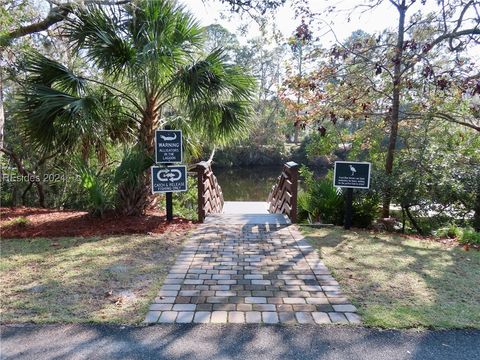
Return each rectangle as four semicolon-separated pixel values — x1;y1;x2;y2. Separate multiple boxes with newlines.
194;161;299;225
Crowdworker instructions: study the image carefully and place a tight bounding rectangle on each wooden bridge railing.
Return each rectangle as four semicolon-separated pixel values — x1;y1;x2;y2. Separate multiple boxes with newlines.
196;161;224;222
267;161;299;223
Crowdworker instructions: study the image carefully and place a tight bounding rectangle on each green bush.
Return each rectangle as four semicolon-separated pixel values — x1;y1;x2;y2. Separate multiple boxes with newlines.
298;167;344;224
75;160;114;216
352;193;380;228
459;228;480;245
435;224;463;239
172;176;198;220
298;167;379;228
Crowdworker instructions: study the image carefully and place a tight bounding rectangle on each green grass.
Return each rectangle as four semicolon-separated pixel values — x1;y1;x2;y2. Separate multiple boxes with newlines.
301;226;480;329
0;230;191;324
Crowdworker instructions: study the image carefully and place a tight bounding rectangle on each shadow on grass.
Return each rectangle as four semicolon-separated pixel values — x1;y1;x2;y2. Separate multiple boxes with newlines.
302;227;480;329
0;233;189;324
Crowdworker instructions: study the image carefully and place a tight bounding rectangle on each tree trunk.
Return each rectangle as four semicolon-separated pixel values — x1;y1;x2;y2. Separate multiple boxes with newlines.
22;183;33;205
405;205;424;235
0;67;5;150
382;1;407;218
294;41;303;144
117;96;159;216
474;177;480;232
0;148;46;207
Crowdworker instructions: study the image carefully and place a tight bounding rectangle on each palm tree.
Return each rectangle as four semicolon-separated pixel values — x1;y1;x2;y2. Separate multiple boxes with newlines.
18;0;255;215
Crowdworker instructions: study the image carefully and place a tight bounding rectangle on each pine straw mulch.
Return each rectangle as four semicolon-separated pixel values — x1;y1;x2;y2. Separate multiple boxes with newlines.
0;207;195;239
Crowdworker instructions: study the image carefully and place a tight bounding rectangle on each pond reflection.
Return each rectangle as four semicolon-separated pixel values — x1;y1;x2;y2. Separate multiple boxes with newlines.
213;166;282;201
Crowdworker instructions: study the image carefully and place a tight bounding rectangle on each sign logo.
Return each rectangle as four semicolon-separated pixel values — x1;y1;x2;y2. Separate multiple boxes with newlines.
155;130;182;164
333;161;371;189
151;165;187;193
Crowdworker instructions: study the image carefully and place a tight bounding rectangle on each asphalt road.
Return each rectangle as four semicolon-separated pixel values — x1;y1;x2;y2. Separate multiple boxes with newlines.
1;324;479;360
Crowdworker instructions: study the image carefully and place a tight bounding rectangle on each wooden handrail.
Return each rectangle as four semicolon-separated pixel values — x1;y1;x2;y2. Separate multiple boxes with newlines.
196;161;224;222
267;161;299;223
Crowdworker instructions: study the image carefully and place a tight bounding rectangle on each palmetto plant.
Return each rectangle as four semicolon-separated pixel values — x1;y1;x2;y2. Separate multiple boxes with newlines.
18;0;255;215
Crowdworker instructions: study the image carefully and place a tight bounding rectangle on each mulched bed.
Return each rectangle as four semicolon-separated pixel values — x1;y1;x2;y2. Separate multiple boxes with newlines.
0;207;195;239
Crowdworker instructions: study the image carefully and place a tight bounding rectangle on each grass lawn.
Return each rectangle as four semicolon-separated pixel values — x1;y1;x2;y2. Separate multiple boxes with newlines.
0;229;192;324
301;226;480;329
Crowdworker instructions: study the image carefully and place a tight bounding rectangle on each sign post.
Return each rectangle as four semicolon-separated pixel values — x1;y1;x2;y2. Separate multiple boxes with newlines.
333;161;371;230
153;128;186;221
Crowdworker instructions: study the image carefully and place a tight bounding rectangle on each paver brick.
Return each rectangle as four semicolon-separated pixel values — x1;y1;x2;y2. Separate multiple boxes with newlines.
193;311;211;323
173;304;196;311
213;304;236;311
262;312;279;324
279;312;296;324
158;311;178;323
312;312;331;324
154;297;176;304
332;304;357;312
236;304;253;311
293;304;316;312
176;312;194;323
211;311;228;323
246;311;262;323
147;224;357;326
228;311;245;323
245;297;266;304
345;312;362;324
328;312;349;324
143;311;161;323
283;298;306;304
252;304;276;311
295;312;315;324
149;304;172;311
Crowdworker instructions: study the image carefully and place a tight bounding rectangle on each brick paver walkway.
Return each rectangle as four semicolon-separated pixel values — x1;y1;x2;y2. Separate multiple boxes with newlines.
144;222;360;324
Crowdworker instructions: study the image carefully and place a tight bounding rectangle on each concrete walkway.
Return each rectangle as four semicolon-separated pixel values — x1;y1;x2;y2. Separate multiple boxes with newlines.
144;214;359;325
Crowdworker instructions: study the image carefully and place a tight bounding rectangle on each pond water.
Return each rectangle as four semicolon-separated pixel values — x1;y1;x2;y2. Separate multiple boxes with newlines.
213;166;283;201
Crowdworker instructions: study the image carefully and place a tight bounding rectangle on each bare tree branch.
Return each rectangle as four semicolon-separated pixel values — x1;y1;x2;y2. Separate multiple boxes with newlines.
0;0;131;47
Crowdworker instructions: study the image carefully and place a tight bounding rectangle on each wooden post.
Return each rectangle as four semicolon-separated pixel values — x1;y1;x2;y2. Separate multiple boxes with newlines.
344;188;353;230
164;125;173;221
196;163;205;223
287;162;299;223
195;161;223;223
267;162;299;223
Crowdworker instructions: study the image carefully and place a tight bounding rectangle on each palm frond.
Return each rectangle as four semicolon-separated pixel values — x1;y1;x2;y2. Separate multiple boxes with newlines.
174;49;256;105
24;52;86;95
66;5;137;79
189;100;252;145
18;84;106;151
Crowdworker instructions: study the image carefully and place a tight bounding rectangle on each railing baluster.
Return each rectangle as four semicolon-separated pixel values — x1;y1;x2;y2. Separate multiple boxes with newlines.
196;161;224;222
267;162;299;223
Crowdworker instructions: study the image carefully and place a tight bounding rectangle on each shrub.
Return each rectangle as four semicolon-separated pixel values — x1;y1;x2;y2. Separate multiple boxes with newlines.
435;224;463;239
298;166;379;228
352;193;380;228
171;176;198;220
459;228;480;245
298;167;344;224
75;159;114;217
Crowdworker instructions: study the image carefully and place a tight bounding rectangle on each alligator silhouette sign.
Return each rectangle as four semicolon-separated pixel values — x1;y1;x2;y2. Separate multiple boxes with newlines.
155;130;182;163
151;165;187;193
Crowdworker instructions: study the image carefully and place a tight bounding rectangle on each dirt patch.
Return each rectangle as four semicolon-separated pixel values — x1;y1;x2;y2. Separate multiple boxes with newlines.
0;207;195;239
